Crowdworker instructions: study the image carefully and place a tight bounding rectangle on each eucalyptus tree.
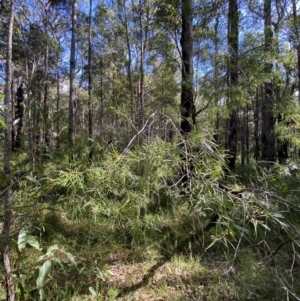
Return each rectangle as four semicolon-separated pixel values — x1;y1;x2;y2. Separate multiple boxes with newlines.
260;0;276;162
42;0;51;146
88;0;93;159
180;0;194;134
115;0;135;121
225;0;239;170
69;0;78;147
2;0;15;299
291;0;300;103
90;2;132;141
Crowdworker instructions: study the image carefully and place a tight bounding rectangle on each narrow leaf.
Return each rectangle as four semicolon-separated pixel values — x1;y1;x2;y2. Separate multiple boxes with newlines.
89;286;97;297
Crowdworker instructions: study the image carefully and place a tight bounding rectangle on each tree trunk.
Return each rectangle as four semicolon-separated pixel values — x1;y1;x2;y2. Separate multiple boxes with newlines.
225;0;239;170
261;0;275;162
137;0;145;129
120;0;134;122
44;3;51;147
246;104;250;164
213;15;220;144
292;0;300;103
88;0;93;160
100;57;103;131
180;0;194;134
277;113;288;164
12;83;24;151
241;108;245;166
2;0;15;300
56;62;60;148
254;88;260;161
69;0;78;148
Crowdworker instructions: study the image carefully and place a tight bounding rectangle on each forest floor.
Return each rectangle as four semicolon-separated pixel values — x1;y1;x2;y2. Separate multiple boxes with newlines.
1;151;300;300
0;203;299;301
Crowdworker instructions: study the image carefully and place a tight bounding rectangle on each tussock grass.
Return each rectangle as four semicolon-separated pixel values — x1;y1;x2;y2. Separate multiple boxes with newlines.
1;137;300;300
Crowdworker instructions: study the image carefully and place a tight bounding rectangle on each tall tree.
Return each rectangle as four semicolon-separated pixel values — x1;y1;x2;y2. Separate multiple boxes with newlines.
2;0;15;299
225;0;239;170
116;0;134;121
43;0;51;146
261;0;275;162
88;0;93;159
291;0;300;103
180;0;194;134
69;0;78;148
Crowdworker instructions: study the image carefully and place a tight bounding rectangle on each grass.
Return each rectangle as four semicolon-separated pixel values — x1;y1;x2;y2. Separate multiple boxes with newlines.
1;142;300;300
1;204;298;301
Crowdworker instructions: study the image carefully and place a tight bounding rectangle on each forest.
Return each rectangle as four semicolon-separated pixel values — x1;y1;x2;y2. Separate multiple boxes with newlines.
1;0;300;300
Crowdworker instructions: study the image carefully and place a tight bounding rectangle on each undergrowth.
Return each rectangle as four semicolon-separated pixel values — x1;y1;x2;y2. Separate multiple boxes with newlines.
0;133;300;300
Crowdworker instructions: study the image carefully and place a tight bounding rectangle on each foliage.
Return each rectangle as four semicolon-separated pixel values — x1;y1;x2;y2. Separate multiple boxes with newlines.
2;0;300;300
0;129;298;300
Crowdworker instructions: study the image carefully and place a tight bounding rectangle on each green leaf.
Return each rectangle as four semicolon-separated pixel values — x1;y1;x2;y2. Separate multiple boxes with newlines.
46;245;59;254
17;228;28;252
25;162;32;171
37;260;52;301
27;236;40;250
0;118;7;129
18;228;40;252
38;245;59;261
25;175;40;185
38;288;45;301
64;251;77;266
89;287;97;297
35;165;44;175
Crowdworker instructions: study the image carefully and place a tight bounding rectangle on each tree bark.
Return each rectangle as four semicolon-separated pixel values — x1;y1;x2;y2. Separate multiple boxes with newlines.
213;15;220;144
246;104;250;164
12;83;24;151
180;0;194;134
56;61;60;148
291;0;300;103
88;0;93;160
2;0;15;300
261;0;275;162
69;0;78;148
254;88;260;161
225;0;239;170
277;113;288;164
119;0;134;122
44;2;51;147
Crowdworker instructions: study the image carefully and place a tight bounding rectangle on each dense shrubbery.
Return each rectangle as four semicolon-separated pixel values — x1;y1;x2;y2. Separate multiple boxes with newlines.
1;133;300;300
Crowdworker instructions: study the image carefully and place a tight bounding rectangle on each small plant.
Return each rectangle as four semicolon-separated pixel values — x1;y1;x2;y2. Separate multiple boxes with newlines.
36;244;77;300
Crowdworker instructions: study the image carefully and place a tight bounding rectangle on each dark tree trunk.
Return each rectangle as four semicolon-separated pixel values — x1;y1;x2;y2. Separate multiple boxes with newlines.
225;0;239;170
277;114;288;164
246;104;250;164
254;88;260;161
180;0;194;134
2;0;15;300
100;57;103;130
88;0;93;160
12;83;24;151
241;108;245;166
56;63;60;148
179;0;194;185
214;16;220;144
261;0;276;162
292;0;300;103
